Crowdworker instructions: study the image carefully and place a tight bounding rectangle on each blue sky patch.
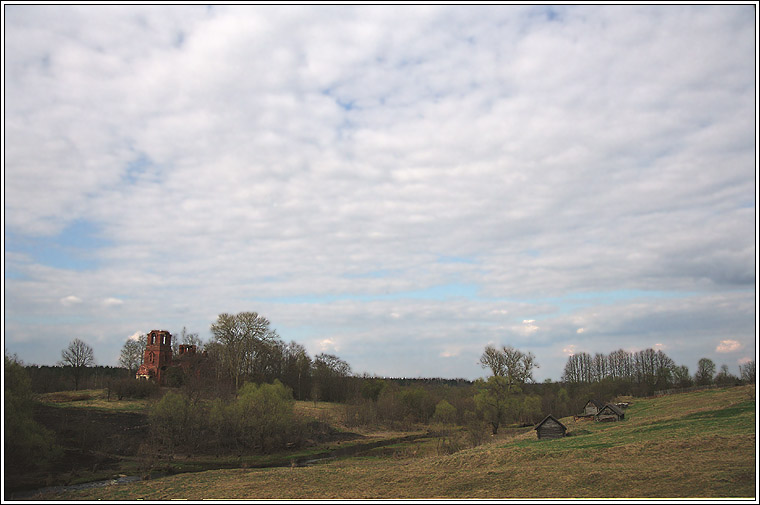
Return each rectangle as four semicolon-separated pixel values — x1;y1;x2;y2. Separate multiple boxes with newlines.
5;220;110;271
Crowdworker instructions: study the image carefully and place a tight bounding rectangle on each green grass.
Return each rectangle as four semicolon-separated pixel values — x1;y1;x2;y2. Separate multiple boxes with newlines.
28;384;757;500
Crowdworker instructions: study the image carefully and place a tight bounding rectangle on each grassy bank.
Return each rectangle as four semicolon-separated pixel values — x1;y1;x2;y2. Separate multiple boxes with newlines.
26;384;756;500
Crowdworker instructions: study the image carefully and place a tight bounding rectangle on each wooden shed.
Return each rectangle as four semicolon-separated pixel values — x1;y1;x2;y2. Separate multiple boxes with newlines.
595;403;625;422
582;399;606;417
534;414;567;440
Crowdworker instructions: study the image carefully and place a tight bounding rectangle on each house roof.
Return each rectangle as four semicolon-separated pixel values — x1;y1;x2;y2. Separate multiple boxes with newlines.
598;403;624;416
585;399;606;409
534;414;568;431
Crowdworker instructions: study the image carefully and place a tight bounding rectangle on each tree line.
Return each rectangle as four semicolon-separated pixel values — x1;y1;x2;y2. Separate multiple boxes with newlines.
561;347;755;397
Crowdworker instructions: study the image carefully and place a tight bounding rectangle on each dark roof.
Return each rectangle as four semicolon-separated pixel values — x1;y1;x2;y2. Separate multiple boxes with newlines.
599;403;624;416
534;414;568;431
585;399;606;409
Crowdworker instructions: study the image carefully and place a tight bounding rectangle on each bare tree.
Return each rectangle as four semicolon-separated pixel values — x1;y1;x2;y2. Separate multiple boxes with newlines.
312;353;352;402
739;360;756;383
672;365;693;388
695;358;716;386
119;333;147;374
282;341;312;400
592;353;609;382
608;349;633;381
210;311;278;391
173;327;204;355
479;345;538;391
562;352;592;384
60;338;95;390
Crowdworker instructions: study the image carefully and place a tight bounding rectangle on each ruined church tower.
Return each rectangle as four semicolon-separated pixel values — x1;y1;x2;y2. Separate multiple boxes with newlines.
136;330;173;384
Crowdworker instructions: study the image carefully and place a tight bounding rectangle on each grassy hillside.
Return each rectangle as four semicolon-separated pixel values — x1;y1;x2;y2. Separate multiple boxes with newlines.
28;385;756;500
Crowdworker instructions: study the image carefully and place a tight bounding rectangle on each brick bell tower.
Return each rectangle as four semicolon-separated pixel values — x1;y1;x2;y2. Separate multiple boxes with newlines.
136;330;173;384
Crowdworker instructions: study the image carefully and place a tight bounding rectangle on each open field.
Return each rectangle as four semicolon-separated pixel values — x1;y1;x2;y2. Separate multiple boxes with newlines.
24;384;756;500
37;388;153;413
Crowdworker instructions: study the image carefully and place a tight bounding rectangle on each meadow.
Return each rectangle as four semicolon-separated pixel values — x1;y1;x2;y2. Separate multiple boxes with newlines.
25;384;756;500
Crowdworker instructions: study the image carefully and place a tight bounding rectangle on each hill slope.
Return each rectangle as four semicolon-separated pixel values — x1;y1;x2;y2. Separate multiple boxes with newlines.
30;384;756;500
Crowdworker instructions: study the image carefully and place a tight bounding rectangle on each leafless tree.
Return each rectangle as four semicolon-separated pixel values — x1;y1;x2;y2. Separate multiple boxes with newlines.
479;345;538;390
210;311;278;391
119;333;147;374
739;360;755;383
60;338;95;390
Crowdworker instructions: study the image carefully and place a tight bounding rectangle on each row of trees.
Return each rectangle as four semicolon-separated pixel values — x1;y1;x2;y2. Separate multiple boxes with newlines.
561;348;754;396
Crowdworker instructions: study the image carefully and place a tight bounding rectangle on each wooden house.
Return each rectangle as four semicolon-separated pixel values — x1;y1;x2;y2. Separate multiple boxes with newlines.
534;414;567;440
595;403;625;422
582;399;606;417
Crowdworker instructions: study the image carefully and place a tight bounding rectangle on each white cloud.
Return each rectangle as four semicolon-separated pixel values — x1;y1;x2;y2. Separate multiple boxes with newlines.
60;295;82;306
716;339;743;353
127;331;144;342
439;347;461;358
319;338;339;353
563;345;577;356
103;297;124;307
513;319;540;336
3;5;755;379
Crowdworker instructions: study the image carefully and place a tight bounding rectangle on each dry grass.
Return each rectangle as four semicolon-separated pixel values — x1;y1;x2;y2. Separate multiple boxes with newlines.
31;385;756;500
37;388;151;413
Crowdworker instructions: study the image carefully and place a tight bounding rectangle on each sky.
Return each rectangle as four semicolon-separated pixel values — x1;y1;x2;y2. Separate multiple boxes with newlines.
3;4;757;382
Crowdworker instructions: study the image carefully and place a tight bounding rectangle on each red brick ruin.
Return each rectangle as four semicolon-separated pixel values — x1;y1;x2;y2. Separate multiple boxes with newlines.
136;329;198;384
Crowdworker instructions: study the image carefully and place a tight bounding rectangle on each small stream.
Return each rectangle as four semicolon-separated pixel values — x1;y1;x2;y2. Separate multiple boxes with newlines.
8;433;430;500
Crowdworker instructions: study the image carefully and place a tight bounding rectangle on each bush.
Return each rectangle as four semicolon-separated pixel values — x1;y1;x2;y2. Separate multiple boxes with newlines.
111;378;158;400
4;356;61;475
149;391;205;450
164;366;186;388
463;410;489;448
432;399;457;425
344;399;377;427
210;380;297;453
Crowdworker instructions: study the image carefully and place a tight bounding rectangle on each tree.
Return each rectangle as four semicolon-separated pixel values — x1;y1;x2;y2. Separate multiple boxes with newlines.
739;360;756;383
695;358;716;386
474;376;516;434
608;349;633;381
119;333;147;374
60;338;95;390
210;311;279;391
476;345;537;434
281;341;312;401
672;365;693;388
653;350;676;391
714;364;739;386
312;353;352;402
479;345;538;390
180;326;203;347
592;353;609;382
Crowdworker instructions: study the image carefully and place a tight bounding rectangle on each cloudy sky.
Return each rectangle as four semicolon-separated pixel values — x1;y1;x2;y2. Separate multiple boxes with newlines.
3;4;757;381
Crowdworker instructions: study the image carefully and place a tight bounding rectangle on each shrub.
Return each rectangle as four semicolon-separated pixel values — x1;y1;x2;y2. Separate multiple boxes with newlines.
112;377;158;400
149;391;204;450
344;399;377;427
432;399;457;425
4;356;61;475
211;380;297;453
164;366;186;388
